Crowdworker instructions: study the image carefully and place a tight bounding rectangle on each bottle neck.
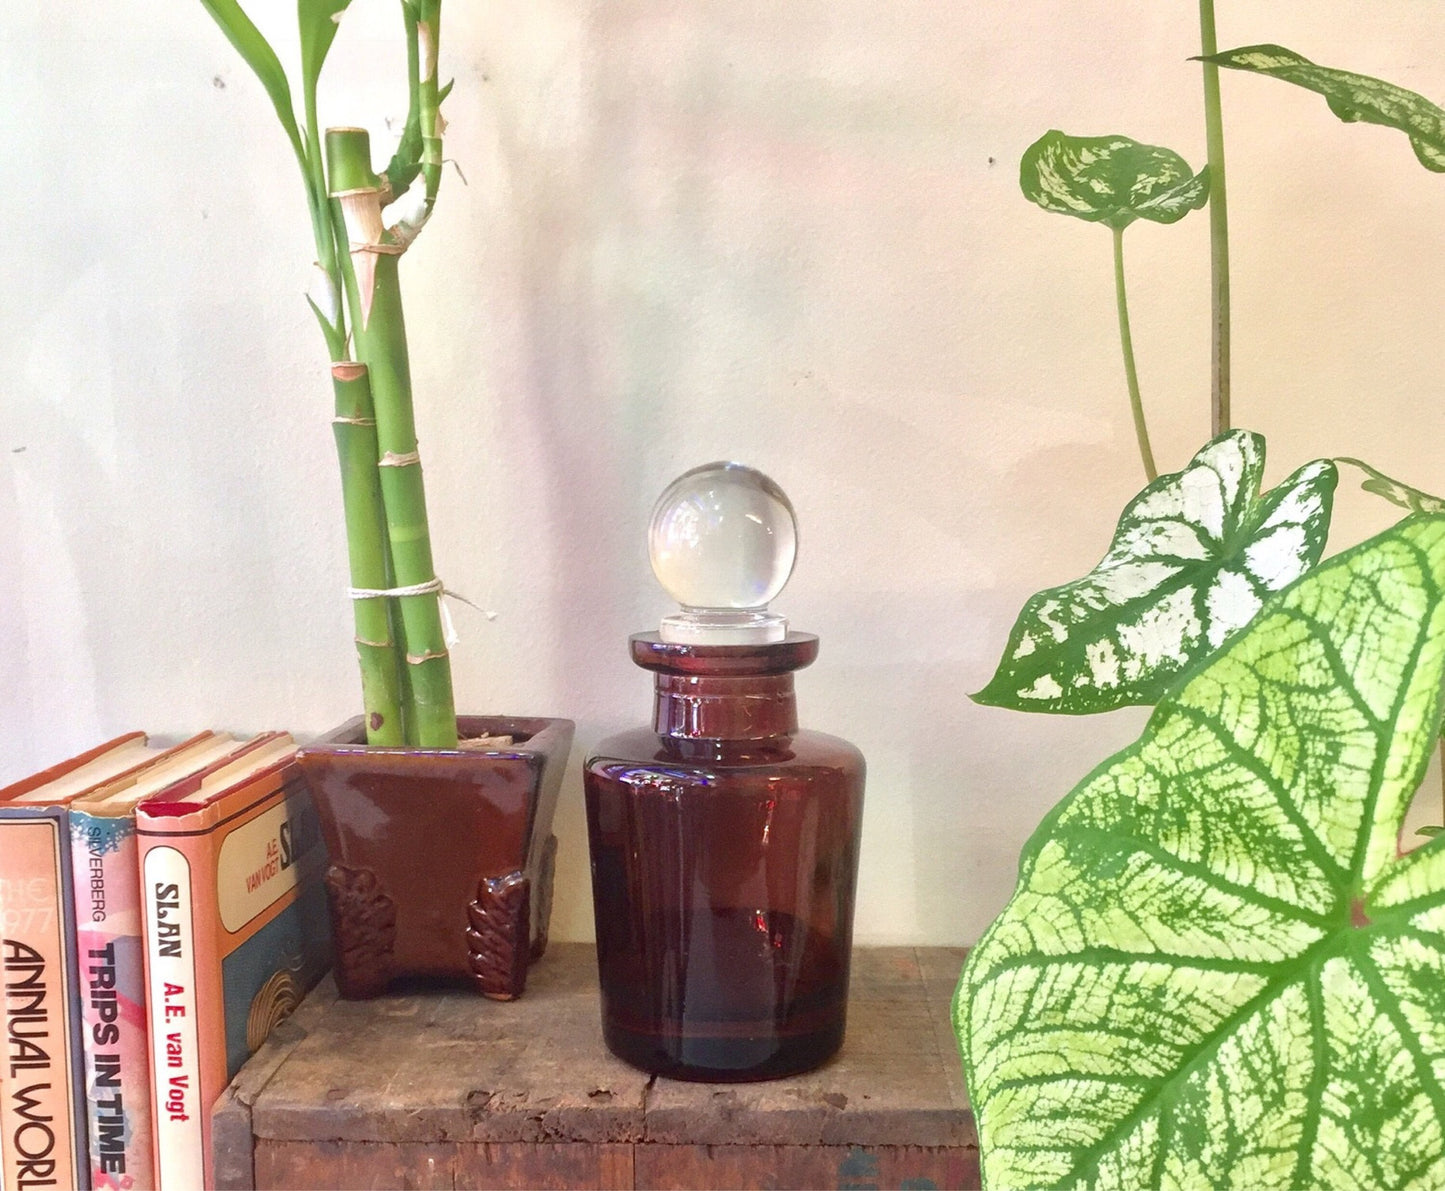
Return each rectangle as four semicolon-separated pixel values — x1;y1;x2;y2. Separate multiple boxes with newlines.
629;631;818;743
653;672;798;740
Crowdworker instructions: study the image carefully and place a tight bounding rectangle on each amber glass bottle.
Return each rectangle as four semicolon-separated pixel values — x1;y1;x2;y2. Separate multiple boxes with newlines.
586;632;864;1081
587;462;866;1080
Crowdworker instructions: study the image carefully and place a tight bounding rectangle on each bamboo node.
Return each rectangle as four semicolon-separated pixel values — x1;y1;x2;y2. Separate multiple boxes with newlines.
406;649;450;665
330;185;384;200
351;241;405;257
378;451;422;468
333;415;377;427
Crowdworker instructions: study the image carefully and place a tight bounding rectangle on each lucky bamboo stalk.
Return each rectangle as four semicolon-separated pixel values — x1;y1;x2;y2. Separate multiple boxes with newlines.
197;0;458;748
416;1;445;214
328;126;457;748
331;362;409;744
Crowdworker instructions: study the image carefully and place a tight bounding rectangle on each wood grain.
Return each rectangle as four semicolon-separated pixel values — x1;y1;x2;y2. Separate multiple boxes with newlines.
216;944;977;1189
255;1140;635;1190
634;1144;980;1190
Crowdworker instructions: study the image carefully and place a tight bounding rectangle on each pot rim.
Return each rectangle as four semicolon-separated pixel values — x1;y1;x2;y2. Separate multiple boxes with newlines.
298;714;575;759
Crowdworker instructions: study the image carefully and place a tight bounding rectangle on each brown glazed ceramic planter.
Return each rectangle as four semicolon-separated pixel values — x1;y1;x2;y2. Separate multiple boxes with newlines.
297;715;574;1001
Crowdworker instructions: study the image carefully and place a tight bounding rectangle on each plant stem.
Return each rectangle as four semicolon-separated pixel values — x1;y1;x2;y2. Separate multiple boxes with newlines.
332;363;408;745
416;0;444;212
1112;227;1158;483
296;79;414;745
1199;0;1232;435
328;127;457;749
359;252;457;747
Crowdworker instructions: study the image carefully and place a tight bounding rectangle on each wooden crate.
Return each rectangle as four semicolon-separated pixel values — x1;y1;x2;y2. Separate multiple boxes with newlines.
213;944;976;1190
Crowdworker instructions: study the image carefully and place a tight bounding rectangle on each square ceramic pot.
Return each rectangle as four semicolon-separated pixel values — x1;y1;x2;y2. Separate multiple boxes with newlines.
297;715;574;1000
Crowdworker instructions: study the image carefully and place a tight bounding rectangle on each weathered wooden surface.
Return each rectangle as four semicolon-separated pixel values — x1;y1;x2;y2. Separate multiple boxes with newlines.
215;943;975;1190
253;1141;636;1190
634;1144;980;1190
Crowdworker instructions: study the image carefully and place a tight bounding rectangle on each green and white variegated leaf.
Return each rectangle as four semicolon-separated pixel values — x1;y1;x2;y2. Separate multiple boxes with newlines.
1338;456;1445;516
958;515;1445;1190
1204;45;1445;173
973;430;1337;713
1021;131;1210;230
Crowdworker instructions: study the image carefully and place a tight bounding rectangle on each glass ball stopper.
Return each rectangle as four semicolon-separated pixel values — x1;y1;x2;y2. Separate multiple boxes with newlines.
648;462;798;644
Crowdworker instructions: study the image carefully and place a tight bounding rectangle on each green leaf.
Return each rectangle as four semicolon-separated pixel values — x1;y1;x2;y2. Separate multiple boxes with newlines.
973;430;1337;713
198;0;305;163
1203;45;1445;173
1021;131;1210;231
1337;457;1445;516
299;0;353;104
957;515;1445;1190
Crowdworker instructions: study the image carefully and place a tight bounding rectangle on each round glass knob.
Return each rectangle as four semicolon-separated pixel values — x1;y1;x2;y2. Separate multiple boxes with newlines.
648;462;798;644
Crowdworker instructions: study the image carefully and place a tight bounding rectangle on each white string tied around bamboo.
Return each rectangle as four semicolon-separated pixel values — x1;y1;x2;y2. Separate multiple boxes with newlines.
347;577;481;647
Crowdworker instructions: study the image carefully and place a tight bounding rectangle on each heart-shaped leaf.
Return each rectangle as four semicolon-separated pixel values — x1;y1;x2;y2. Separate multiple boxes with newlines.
974;430;1337;713
1021;131;1210;230
1337;456;1445;516
1203;45;1445;173
958;515;1445;1190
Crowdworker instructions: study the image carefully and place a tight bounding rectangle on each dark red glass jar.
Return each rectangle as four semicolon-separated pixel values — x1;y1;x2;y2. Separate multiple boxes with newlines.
584;632;865;1081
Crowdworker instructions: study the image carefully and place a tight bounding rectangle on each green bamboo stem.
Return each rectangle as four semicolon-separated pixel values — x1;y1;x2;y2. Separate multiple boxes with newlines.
328;126;457;748
382;3;425;202
294;96;413;745
361;253;457;747
415;1;444;212
1198;0;1232;435
1112;226;1158;483
277;94;412;744
332;362;408;745
197;1;445;746
303;70;347;359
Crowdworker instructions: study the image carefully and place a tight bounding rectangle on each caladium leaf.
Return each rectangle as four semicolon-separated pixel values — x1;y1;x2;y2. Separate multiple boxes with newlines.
1021;131;1210;230
958;515;1445;1190
973;430;1337;713
1337;456;1445;516
1203;45;1445;173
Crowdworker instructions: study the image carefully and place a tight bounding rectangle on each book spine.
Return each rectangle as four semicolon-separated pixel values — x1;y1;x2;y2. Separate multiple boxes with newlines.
0;812;90;1191
139;828;219;1191
69;812;155;1191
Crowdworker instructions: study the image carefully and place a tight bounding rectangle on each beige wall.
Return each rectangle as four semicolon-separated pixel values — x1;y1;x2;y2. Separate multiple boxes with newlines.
3;3;1444;944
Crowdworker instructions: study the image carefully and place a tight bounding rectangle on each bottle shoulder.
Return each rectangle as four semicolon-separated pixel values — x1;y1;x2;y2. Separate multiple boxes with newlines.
586;725;863;772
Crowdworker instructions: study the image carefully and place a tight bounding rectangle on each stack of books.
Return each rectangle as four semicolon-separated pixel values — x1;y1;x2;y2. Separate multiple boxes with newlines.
0;732;332;1190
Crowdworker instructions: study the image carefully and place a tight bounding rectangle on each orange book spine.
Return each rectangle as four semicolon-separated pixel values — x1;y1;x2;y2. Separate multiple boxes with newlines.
0;812;87;1191
137;751;327;1190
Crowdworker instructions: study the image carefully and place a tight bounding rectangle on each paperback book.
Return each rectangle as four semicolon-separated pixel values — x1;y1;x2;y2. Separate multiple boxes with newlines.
136;734;330;1190
68;732;242;1191
0;734;161;1191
